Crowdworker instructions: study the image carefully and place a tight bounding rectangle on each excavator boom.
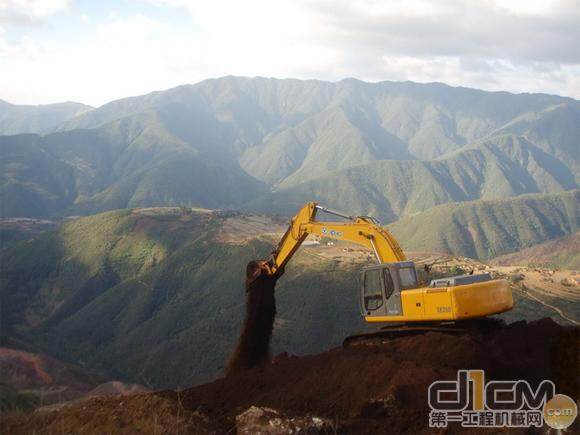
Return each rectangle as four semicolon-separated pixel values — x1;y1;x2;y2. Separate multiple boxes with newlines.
266;202;406;275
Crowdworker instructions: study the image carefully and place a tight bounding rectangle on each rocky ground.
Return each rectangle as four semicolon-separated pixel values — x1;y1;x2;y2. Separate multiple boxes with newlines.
2;318;578;434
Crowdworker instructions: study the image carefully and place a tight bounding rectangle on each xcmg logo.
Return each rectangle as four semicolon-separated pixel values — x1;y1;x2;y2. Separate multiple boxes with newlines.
428;369;577;429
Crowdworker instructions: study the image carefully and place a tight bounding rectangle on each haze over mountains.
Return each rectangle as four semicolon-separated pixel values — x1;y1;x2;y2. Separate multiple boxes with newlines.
0;100;91;135
1;76;578;221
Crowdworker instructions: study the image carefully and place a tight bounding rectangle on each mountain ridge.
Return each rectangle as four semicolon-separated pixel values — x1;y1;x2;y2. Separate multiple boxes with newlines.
0;100;92;135
0;76;577;219
246;135;577;222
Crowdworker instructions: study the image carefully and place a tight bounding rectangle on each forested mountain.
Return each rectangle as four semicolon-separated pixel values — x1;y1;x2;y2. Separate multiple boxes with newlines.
388;190;579;259
0;100;90;135
247;135;576;222
0;117;266;217
0;208;364;387
0;77;578;219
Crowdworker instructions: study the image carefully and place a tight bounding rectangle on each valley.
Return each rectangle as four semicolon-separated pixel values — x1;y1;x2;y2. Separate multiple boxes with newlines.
0;206;577;402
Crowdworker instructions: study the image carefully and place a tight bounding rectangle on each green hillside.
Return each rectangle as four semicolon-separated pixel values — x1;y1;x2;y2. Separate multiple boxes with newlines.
0;208;365;388
246;135;576;222
388;190;579;259
1;77;578;218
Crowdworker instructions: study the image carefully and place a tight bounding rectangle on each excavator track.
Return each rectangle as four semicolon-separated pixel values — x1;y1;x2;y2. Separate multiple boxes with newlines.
342;318;505;348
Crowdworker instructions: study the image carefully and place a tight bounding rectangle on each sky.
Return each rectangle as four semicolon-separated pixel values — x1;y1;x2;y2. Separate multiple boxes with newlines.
1;0;579;107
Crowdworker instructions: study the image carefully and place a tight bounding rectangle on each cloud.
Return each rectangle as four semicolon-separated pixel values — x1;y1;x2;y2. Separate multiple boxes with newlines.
160;0;580;64
1;0;579;105
0;12;211;106
148;0;580;96
0;0;70;25
286;0;580;66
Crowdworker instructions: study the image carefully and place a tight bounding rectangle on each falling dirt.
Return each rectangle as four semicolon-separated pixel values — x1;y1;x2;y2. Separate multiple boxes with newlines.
225;261;279;375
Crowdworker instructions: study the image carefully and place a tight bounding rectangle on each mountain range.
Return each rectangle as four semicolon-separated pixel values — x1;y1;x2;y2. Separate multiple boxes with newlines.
1;77;578;220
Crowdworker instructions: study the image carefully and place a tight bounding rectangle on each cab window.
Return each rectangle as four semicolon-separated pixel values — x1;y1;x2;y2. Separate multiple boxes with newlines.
383;268;394;299
363;269;384;311
398;267;418;290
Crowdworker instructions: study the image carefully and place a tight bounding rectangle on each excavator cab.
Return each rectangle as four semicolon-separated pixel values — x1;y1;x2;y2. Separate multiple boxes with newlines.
361;262;418;317
360;261;513;324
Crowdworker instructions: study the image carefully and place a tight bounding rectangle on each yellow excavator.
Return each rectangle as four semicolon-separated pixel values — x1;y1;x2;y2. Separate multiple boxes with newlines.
252;202;513;343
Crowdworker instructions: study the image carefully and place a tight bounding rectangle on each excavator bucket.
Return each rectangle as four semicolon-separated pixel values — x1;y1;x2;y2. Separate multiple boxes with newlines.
225;261;279;375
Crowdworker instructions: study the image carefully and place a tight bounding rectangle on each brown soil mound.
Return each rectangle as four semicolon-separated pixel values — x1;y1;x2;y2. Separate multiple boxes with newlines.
3;319;578;434
182;318;578;433
225;261;278;375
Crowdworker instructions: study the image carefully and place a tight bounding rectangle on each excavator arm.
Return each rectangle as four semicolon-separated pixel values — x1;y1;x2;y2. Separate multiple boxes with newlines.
263;202;406;277
227;201;409;374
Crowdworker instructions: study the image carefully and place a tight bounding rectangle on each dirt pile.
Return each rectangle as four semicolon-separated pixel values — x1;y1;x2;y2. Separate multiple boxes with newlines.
3;318;578;434
182;318;578;433
226;261;279;375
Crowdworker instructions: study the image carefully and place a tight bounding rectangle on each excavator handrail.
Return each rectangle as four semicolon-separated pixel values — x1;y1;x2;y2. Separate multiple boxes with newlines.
314;205;355;221
264;202;406;277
